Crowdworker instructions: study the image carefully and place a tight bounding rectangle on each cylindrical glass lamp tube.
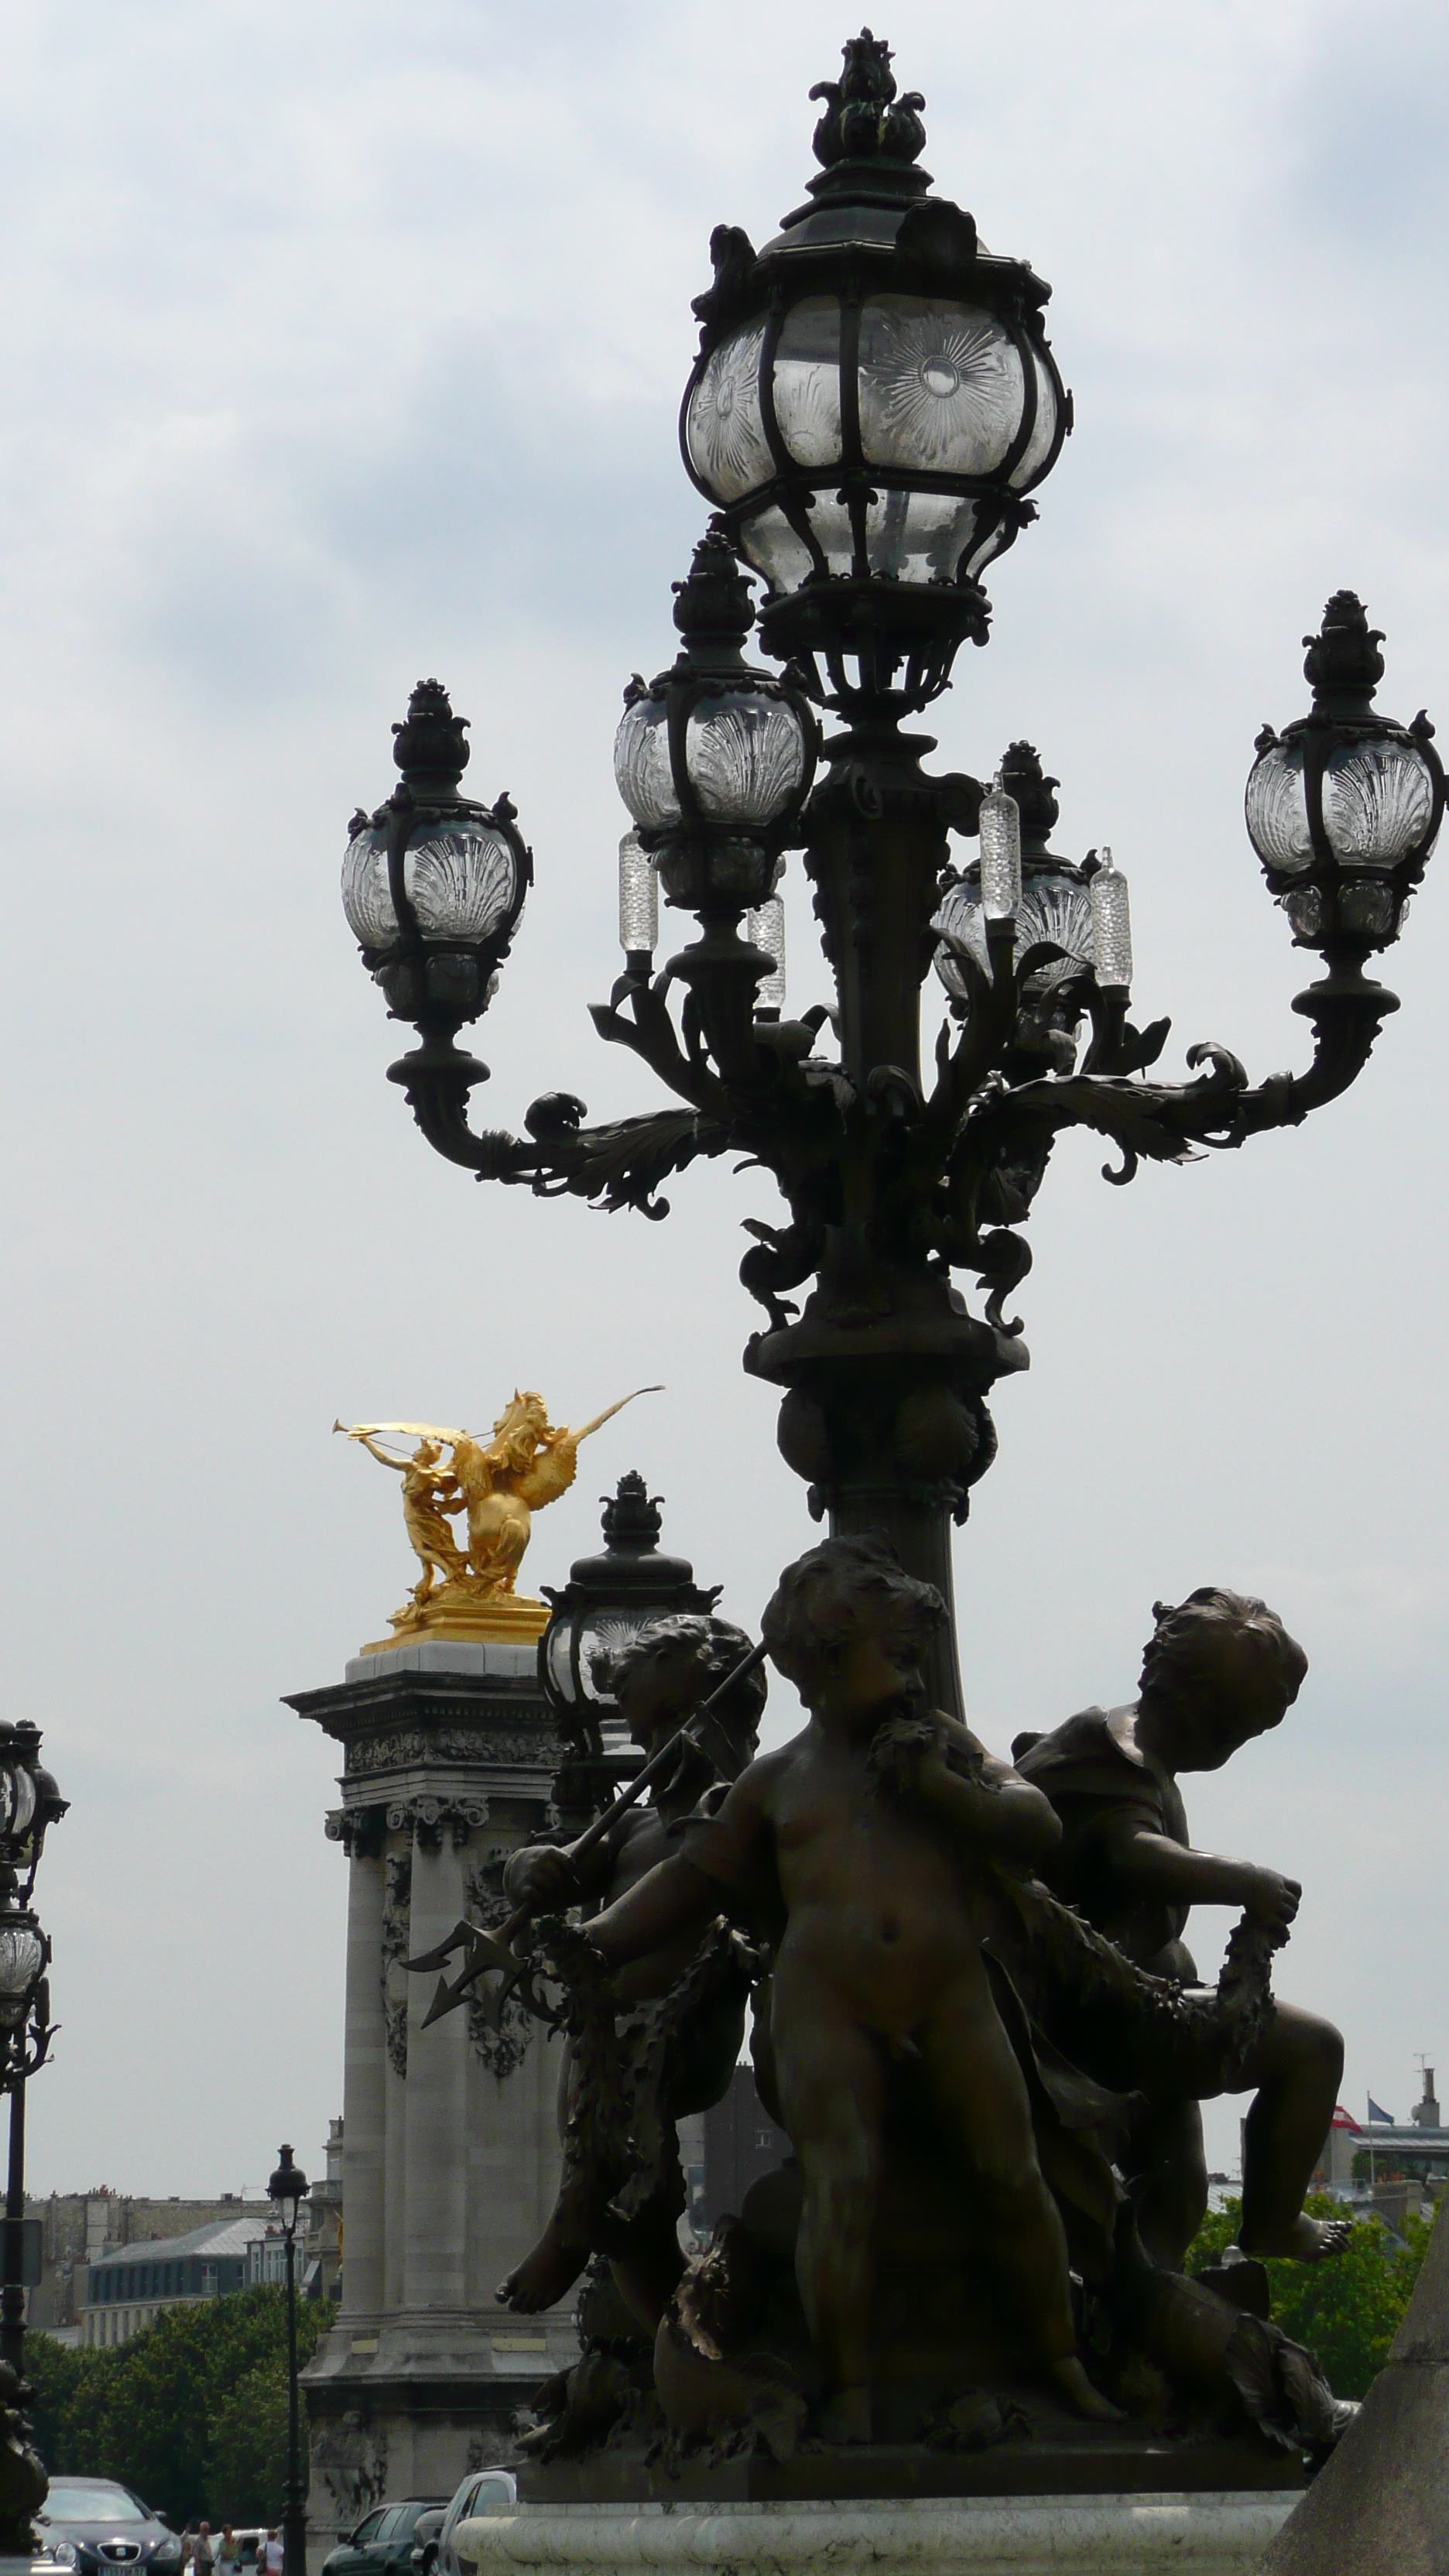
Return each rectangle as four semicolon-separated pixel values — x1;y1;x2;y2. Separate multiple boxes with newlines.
1090;846;1132;988
618;831;659;956
978;782;1022;918
747;895;786;1013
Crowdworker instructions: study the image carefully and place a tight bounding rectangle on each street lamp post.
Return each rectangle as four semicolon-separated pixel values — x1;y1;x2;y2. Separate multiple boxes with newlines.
266;2146;310;2576
338;30;1443;1718
0;1722;65;2561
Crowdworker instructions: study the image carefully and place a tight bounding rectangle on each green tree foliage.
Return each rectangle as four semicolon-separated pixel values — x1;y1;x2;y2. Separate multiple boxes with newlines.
1187;2194;1433;2401
26;2291;333;2525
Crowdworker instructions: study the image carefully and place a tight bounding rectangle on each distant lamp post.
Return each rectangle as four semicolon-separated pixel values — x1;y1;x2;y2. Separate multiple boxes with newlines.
540;1473;721;1818
267;2144;310;2576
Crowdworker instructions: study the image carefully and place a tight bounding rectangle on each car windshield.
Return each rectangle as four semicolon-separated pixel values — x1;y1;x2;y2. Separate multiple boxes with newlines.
44;2488;148;2524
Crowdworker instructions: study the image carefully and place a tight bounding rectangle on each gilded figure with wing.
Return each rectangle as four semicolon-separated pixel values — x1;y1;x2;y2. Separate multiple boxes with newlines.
337;1386;660;1648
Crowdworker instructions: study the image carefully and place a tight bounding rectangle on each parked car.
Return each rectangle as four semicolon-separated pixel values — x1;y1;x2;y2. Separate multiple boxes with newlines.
426;2472;517;2576
320;2501;449;2576
33;2480;182;2576
405;2513;445;2576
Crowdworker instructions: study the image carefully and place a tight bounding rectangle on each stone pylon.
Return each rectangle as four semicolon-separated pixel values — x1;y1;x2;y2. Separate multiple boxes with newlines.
1259;2199;1449;2573
287;1636;578;2545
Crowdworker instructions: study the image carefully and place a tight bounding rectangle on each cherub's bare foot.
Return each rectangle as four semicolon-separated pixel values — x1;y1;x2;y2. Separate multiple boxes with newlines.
1047;2356;1122;2423
495;2229;587;2314
819;2386;872;2444
1239;2212;1351;2263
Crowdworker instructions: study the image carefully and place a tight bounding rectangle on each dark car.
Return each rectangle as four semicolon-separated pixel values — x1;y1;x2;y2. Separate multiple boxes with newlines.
33;2478;182;2576
321;2501;449;2576
404;2510;445;2576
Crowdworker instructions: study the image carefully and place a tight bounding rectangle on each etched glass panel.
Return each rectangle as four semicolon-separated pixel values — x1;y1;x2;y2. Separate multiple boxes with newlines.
404;822;518;941
341;824;397;949
748;892;786;1010
1245;742;1313;873
615;696;680;828
0;1925;43;2021
618;831;658;952
932;878;988;999
1337;879;1396;934
738;505;815;595
802;488;856;577
978;787;1022;916
1088;853;1132;988
1019;876;1094;989
772;296;843;467
687;690;807;824
1008;347;1060;489
0;1766;35;1838
686;322;772;505
1283;886;1325;944
865;488;981;583
1323;738;1434;868
858;297;1025;476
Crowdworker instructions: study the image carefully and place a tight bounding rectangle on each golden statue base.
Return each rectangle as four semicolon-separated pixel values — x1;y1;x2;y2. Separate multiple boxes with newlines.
360;1578;550;1656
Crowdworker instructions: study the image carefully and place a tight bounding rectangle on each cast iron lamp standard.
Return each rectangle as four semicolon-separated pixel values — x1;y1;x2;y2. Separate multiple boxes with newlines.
339;32;1444;1718
0;1725;65;2387
266;2146;310;2576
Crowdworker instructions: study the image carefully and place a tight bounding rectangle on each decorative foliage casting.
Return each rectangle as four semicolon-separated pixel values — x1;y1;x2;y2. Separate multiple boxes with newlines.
462;1849;538;2081
381;1850;413;2080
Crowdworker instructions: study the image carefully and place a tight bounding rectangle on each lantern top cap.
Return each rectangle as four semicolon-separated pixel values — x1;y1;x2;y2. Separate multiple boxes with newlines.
392;679;471;792
808;29;928;183
267;2143;310;2205
1302;592;1385;717
600;1470;665;1554
672;526;755;653
999;742;1061;846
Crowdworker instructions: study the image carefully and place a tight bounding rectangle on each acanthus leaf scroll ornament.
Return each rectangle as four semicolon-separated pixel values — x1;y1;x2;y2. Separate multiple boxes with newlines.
381;1849;413;2079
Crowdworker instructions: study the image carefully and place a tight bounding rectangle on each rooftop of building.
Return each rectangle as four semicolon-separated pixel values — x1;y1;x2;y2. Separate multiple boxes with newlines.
85;2214;283;2275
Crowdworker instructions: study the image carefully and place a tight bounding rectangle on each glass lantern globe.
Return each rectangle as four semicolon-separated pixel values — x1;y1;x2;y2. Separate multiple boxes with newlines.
540;1475;722;1776
613;527;815;921
679;33;1068;709
342;679;533;1031
1245;593;1444;957
0;1917;45;2027
933;742;1096;1008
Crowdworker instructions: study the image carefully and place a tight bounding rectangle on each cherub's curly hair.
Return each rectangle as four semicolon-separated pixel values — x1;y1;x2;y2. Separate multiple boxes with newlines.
1140;1587;1307;1711
761;1535;944;1700
590;1612;767;1735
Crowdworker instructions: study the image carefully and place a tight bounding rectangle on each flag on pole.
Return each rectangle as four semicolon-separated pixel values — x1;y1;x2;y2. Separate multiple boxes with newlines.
1368;2097;1394;2124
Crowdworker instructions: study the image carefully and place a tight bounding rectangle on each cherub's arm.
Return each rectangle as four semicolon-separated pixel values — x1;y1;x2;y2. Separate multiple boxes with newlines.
502;1826;620;1913
1094;1820;1300;1931
876;1714;1063;1868
588;1755;778;1965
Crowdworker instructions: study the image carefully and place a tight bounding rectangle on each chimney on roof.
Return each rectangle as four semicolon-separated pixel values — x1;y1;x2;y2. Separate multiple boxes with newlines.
1412;2066;1440;2129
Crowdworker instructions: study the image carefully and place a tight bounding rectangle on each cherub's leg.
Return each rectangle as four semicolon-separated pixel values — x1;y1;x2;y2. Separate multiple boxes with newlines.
1231;2002;1348;2261
920;1971;1118;2422
608;2202;687;2334
772;1965;885;2443
1123;2093;1208;2272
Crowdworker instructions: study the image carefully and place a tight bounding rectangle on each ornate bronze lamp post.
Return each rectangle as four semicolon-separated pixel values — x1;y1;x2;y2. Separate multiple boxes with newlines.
266;2146;310;2576
339;32;1442;1717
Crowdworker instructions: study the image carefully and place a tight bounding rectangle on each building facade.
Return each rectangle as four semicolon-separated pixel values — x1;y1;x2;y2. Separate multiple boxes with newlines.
28;2191;268;2343
78;2211;310;2348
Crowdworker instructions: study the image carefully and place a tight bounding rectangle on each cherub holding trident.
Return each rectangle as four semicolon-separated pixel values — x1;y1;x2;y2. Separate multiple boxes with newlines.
336;1386;661;1615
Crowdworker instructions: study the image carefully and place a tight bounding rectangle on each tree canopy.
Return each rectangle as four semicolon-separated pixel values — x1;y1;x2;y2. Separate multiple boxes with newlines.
27;2290;333;2526
1187;2193;1432;2400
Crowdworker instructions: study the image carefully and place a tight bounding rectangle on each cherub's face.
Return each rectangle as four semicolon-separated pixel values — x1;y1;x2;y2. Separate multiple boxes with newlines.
814;1606;929;1730
1146;1630;1294;1771
618;1646;707;1754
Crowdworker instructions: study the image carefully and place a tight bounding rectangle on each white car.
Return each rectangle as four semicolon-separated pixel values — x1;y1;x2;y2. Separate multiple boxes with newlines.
429;2475;516;2576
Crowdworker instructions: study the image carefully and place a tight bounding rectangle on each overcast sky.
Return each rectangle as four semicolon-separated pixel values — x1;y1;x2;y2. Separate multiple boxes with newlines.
2;0;1447;2204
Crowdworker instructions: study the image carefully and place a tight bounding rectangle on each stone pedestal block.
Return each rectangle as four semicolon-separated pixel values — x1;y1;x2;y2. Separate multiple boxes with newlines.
452;2493;1298;2576
1258;2197;1449;2574
288;1645;578;2546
